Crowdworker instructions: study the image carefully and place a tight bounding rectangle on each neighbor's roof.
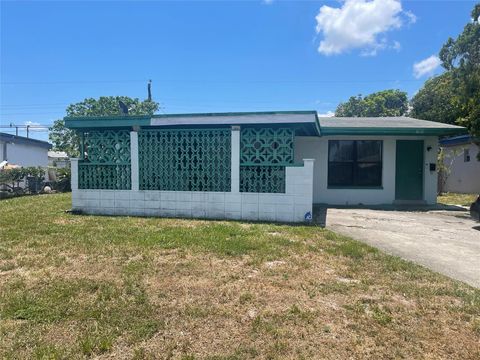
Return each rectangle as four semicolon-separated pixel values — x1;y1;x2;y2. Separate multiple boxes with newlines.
0;132;52;149
319;116;466;136
64;112;467;137
439;135;477;147
48;150;69;159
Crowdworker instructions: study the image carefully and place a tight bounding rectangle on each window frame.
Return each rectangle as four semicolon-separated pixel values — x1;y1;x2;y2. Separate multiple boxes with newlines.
327;140;383;189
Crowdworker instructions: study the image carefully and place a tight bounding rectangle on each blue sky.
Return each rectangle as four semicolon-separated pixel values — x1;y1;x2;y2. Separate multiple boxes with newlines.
0;0;476;141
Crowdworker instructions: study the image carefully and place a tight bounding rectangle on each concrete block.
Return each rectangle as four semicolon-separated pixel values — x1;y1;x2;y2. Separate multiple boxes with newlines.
176;208;192;217
259;203;276;213
191;209;207;218
100;190;115;200
207;202;225;212
191;192;206;202
177;192;192;202
206;209;225;219
225;211;241;220
276;212;293;223
114;199;130;209
144;191;161;201
241;210;258;221
161;192;176;201
225;193;241;204
115;191;131;200
161;201;176;210
130;191;145;201
130;200;145;209
158;209;175;217
100;199;115;208
225;202;241;212
242;202;258;213
259;212;276;222
192;202;206;211
207;193;225;203
144;200;160;209
241;193;258;204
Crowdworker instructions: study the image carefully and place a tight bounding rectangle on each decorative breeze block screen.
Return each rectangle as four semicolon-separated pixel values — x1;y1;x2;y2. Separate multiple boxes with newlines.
240;128;294;165
78;130;131;190
240;128;294;193
138;129;231;192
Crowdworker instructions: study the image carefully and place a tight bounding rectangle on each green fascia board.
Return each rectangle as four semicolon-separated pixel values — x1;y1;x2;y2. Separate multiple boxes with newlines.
319;127;468;136
64;115;151;129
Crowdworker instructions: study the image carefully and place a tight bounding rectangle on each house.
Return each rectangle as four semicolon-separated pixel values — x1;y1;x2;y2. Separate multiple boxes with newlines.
439;135;480;193
0;132;51;168
48;151;69;168
65;111;465;222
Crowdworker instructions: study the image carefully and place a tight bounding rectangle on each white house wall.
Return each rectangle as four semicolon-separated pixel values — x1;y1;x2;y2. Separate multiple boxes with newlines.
71;160;315;223
295;135;438;205
2;141;49;167
442;143;480;193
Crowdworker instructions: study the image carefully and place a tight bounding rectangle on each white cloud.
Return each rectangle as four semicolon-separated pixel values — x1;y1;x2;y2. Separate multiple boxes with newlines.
318;110;335;117
315;0;412;56
413;55;441;78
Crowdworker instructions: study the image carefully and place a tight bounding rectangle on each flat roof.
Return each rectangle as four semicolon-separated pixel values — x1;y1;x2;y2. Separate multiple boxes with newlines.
64;112;467;137
319;116;466;136
0;132;52;149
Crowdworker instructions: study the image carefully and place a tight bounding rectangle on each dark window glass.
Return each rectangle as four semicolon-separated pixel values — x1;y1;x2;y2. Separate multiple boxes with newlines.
328;140;382;187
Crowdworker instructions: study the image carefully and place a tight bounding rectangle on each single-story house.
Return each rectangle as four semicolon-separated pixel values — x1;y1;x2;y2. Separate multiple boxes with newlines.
439;135;480;193
65;111;465;222
48;151;69;168
0;132;51;168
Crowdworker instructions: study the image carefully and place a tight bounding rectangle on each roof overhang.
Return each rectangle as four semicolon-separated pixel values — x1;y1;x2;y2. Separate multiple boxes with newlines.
0;132;52;149
319;127;467;136
64;111;321;136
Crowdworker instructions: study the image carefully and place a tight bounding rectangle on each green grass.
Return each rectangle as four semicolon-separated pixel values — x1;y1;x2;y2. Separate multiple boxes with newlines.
438;192;478;206
0;193;479;359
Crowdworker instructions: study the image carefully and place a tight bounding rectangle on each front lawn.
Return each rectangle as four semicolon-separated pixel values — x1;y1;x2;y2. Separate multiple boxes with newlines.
0;194;479;359
438;192;478;206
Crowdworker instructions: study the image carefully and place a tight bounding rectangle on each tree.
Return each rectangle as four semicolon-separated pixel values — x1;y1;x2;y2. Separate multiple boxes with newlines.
438;4;480;140
49;96;159;157
410;72;462;125
335;89;408;117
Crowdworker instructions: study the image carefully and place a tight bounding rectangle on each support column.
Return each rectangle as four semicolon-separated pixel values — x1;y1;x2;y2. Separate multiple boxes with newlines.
231;125;240;193
130;131;139;191
70;158;79;192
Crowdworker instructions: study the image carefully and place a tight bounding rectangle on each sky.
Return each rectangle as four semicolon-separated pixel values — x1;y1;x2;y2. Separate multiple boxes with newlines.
0;0;476;142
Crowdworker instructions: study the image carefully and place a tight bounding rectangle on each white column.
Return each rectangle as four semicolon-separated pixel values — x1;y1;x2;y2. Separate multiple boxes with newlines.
130;131;139;191
231;126;240;193
70;158;79;192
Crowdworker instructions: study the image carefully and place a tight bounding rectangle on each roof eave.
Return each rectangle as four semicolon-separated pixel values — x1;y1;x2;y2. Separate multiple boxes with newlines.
320;127;468;136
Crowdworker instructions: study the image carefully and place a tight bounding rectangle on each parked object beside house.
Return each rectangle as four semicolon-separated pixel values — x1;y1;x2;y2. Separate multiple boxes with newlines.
0;132;51;168
65;111;465;222
439;135;480;194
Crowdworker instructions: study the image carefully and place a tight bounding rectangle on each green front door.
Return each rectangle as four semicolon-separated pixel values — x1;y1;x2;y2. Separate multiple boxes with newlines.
395;140;424;201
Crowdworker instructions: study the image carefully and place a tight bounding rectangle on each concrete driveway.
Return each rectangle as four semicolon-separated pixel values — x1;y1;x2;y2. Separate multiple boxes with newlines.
326;208;480;288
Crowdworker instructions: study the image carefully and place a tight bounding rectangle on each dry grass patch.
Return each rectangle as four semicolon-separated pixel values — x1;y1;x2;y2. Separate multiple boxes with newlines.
0;194;479;359
438;192;477;206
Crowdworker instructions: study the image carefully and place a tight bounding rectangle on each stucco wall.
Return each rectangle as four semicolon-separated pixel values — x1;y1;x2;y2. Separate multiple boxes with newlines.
1;141;49;167
442;143;480;193
295;135;438;205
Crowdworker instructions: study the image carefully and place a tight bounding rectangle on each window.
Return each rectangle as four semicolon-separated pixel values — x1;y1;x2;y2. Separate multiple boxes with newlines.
464;148;470;162
328;140;382;187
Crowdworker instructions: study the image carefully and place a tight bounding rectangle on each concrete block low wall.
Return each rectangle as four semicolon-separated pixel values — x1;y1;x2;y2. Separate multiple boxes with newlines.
71;159;314;223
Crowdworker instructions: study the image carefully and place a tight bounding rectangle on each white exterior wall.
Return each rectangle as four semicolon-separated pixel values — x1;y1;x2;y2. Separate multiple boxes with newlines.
70;128;315;223
295;135;438;205
71;161;314;223
442;142;480;193
0;141;49;167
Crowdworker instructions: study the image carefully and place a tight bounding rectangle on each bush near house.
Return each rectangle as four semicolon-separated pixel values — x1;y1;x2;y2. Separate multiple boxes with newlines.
0;194;479;359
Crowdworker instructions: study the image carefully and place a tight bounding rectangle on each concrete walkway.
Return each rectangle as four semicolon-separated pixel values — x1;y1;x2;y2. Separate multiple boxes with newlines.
326;208;480;288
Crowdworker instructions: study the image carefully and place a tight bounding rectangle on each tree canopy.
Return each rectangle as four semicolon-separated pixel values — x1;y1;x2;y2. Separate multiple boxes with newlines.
412;4;479;141
49;96;159;157
335;89;408;117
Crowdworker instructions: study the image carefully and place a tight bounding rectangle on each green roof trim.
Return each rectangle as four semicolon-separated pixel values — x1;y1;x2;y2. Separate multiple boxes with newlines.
65;115;151;129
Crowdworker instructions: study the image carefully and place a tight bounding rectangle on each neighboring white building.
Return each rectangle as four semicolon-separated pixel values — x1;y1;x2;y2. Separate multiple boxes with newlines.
0;132;51;167
48;151;69;168
65;112;465;222
439;135;480;194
